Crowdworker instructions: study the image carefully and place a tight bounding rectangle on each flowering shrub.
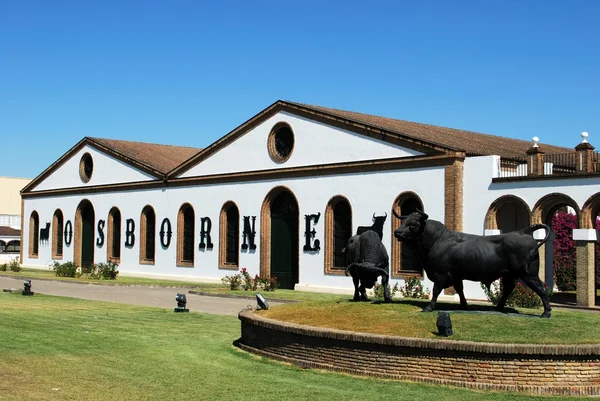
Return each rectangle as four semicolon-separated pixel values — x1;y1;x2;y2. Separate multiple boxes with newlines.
372;282;399;299
221;273;242;290
399;275;430;299
552;211;577;291
481;279;553;309
222;268;279;292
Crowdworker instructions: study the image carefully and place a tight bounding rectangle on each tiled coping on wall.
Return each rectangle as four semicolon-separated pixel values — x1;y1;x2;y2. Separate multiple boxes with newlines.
237;309;600;396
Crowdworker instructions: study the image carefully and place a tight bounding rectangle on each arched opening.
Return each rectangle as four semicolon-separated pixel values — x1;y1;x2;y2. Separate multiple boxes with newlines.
260;187;299;289
324;196;352;274
391;192;424;277
219;201;239;269
6;240;20;253
582;193;600;300
140;205;156;264
74;200;95;267
485;195;531;233
177;203;195;266
0;240;5;253
107;207;122;263
532;193;580;291
52;209;64;259
29;211;39;258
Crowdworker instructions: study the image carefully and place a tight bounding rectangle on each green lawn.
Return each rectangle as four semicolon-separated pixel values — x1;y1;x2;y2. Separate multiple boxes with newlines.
0;293;571;401
262;299;600;344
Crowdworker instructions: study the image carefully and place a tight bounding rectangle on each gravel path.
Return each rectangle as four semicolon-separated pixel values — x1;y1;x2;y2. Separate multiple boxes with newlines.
0;277;277;316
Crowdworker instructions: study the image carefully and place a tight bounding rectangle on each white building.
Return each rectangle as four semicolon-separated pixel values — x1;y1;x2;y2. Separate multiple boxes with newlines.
19;101;600;304
0;176;31;262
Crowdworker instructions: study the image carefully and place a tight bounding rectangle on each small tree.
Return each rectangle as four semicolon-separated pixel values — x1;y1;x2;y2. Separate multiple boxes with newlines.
552;211;577;291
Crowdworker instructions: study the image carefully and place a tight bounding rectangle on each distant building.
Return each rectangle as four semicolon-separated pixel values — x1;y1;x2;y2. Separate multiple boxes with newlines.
0;176;31;261
17;101;600;306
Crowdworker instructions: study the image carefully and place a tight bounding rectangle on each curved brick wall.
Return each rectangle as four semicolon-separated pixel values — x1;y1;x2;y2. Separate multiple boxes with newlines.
237;310;600;396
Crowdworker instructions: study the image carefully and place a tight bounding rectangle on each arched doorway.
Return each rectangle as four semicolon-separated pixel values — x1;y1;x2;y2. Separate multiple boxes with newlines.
485;195;530;233
75;200;95;267
532;193;580;290
261;188;299;290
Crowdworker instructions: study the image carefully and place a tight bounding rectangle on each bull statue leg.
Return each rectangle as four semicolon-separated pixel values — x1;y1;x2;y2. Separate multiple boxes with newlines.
521;276;552;318
352;274;362;301
453;280;468;310
495;277;515;312
422;282;443;312
380;270;392;303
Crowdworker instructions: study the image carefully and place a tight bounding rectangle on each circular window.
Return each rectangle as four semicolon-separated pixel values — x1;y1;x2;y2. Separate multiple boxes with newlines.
79;153;94;183
268;123;295;163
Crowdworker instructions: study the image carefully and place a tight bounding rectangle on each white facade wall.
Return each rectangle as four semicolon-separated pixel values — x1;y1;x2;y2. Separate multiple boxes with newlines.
181;112;424;178
22;166;445;292
34;145;156;191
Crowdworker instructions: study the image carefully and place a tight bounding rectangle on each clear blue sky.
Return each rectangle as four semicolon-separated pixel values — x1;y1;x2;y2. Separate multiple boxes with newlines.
1;0;598;179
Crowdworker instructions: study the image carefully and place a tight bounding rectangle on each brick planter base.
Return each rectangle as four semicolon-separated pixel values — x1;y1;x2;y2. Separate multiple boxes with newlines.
237;309;600;396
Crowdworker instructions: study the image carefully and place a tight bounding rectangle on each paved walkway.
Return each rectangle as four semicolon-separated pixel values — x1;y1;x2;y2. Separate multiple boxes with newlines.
0;277;279;316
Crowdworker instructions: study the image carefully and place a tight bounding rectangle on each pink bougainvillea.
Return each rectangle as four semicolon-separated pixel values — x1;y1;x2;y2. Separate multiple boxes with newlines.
551;211;577;291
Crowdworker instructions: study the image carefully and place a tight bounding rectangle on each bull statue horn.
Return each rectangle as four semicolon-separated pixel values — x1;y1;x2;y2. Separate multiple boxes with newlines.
392;209;408;220
416;209;429;220
384;212;387;219
372;213;376;221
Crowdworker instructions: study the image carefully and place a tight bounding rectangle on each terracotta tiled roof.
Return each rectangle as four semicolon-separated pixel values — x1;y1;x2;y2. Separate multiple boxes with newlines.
290;102;575;158
0;227;20;237
89;137;202;175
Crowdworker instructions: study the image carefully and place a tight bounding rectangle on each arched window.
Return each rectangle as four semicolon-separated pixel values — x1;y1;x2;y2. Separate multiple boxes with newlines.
140;206;156;264
29;211;39;258
219;202;239;269
6;240;20;253
52;209;64;259
177;203;195;266
107;207;121;262
391;193;424;277
0;240;5;253
325;196;352;274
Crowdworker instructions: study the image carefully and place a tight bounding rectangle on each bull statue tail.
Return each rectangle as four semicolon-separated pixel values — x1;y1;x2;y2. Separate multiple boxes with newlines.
345;262;389;277
522;223;552;273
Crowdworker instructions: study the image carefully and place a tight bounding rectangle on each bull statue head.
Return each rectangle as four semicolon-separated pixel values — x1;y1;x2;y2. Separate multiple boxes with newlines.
372;212;387;222
393;209;428;242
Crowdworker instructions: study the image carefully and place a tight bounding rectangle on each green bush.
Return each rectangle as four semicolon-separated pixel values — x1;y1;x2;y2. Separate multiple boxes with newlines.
372;282;400;299
8;258;21;272
90;262;119;280
0;262;7;272
53;261;79;277
400;275;430;299
481;279;553;309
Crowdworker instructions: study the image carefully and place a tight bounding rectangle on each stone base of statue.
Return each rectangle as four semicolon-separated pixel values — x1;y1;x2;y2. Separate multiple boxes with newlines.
174;307;189;313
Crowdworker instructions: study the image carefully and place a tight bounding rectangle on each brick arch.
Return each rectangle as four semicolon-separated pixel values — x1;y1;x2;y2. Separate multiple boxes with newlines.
74;199;95;267
484;195;531;231
260;186;300;279
28;210;39;258
581;193;600;229
219;200;240;269
324;195;353;275
139;205;156;264
107;206;122;263
52;209;64;259
177;203;195;267
390;191;424;277
531;193;580;226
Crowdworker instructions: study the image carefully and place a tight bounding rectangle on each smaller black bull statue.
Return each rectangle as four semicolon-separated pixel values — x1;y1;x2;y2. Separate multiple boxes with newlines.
393;209;552;318
343;230;391;302
356;213;387;240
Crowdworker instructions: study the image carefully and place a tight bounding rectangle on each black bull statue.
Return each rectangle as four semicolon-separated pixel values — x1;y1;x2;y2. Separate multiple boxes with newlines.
393;209;552;318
